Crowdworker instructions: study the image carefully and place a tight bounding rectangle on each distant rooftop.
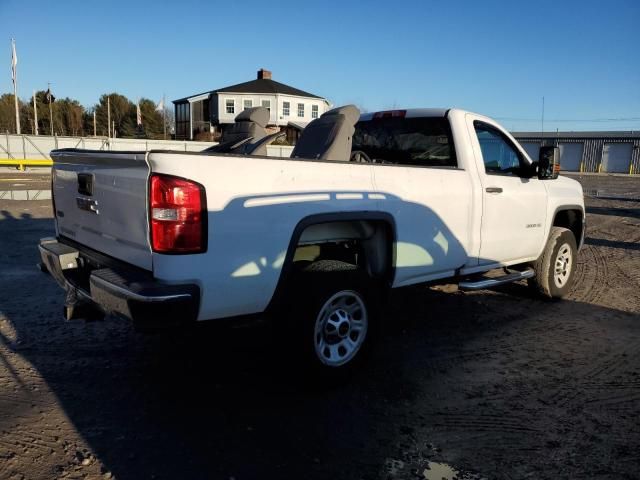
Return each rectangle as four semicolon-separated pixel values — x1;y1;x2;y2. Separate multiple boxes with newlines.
173;69;327;103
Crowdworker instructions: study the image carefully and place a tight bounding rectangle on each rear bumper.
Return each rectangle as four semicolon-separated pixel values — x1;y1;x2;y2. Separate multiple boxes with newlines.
39;238;200;327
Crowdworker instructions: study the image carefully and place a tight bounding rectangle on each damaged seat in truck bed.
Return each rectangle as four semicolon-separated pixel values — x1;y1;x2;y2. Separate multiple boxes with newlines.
202;106;269;154
290;105;360;161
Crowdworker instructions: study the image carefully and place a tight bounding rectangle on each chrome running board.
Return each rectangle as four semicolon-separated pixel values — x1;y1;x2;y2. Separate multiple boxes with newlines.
458;270;534;291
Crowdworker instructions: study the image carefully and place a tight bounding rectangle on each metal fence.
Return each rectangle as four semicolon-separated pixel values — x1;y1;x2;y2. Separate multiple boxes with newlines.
0;189;51;200
0;134;217;160
513;133;640;174
0;134;294;163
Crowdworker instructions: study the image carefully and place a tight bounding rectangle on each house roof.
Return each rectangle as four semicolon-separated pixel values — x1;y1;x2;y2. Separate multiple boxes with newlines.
173;78;326;103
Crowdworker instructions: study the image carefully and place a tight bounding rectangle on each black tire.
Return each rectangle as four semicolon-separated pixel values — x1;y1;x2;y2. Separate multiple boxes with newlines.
279;260;381;380
528;226;578;299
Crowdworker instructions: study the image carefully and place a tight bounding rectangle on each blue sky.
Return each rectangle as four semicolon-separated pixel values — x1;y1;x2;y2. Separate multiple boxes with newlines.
2;0;639;131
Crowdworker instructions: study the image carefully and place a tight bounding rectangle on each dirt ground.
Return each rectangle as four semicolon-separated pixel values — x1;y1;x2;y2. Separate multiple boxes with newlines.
0;172;639;480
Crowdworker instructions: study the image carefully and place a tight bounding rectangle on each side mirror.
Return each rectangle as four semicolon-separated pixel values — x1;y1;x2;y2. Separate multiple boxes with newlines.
538;146;560;180
520;161;538;178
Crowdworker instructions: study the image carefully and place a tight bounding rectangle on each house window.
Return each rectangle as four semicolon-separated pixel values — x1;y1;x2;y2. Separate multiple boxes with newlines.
283;102;290;116
190;99;211;138
297;103;304;117
243;99;253;110
261;100;271;112
175;102;190;140
226;99;235;114
312;105;319;119
203;98;210;121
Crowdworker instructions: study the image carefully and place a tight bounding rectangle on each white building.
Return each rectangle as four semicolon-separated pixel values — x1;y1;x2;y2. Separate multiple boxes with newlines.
173;69;331;140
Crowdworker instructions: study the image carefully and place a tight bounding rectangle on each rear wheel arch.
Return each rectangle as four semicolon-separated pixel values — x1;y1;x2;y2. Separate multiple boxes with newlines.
266;212;396;313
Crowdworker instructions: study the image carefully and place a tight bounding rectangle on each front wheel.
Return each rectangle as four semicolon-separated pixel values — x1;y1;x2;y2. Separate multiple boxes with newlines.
281;260;380;379
528;226;578;299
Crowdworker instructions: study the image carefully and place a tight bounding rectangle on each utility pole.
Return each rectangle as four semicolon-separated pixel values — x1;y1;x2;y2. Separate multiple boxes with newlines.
107;96;111;138
541;96;545;139
163;94;167;140
33;91;38;135
11;39;21;134
93;111;96;136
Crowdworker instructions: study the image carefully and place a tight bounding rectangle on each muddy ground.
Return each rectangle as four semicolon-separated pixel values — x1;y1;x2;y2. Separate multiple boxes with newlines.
0;172;639;480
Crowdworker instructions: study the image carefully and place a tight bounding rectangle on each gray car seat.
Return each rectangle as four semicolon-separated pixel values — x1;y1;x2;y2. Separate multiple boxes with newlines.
201;106;269;154
243;131;286;156
290;105;360;161
222;106;269;144
201;136;254;154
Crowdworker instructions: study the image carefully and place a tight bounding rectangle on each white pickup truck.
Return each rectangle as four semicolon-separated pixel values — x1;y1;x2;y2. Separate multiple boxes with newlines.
39;106;585;375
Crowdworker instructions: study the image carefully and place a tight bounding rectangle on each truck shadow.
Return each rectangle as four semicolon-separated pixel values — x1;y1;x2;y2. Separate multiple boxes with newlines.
585;205;640;219
1;206;637;479
585;237;640;251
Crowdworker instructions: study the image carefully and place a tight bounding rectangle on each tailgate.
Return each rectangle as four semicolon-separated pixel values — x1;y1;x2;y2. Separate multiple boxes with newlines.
51;149;152;270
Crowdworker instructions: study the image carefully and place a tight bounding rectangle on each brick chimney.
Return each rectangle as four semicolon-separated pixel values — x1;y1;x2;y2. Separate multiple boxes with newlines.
257;68;272;80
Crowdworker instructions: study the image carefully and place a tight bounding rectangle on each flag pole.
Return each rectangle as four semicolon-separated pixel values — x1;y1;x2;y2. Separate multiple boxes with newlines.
33;91;38;135
48;82;54;136
11;39;21;135
136;98;142;130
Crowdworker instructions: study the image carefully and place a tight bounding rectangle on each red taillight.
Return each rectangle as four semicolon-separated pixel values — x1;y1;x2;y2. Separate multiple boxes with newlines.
149;174;206;253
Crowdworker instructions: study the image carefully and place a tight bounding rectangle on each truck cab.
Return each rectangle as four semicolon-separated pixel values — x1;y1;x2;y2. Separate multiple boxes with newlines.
352;108;584;284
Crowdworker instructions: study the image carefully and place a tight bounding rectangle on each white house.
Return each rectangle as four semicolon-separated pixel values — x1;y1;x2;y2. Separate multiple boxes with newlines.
173;69;331;140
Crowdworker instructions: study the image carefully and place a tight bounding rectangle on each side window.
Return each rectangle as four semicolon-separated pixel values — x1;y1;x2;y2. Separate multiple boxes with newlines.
474;121;524;174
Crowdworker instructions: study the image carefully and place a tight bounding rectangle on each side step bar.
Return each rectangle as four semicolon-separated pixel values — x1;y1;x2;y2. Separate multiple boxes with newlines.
458;270;534;291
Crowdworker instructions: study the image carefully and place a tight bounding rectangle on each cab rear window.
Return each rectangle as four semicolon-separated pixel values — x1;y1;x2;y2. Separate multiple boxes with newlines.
352;117;457;168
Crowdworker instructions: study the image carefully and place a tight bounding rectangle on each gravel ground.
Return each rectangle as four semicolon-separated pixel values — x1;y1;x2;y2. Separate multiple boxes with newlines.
0;173;639;480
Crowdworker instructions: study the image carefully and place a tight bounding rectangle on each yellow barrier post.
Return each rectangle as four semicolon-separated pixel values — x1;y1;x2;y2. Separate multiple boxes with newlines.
0;159;53;170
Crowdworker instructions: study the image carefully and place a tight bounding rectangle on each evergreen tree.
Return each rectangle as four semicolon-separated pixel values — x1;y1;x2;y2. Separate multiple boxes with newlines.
0;93;23;133
0;90;170;139
94;93;135;137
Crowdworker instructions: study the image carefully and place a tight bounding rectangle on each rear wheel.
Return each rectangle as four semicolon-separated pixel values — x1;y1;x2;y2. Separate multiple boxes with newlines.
313;289;368;367
529;226;577;298
280;260;381;379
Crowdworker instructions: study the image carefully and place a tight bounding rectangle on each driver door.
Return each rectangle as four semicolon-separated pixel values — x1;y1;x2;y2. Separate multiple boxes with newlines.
471;119;548;265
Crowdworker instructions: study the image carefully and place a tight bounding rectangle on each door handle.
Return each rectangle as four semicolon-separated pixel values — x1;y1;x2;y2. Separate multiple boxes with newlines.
485;187;503;194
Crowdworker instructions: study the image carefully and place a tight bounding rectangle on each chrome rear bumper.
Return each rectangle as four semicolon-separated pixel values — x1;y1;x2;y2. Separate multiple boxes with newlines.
39;238;199;328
